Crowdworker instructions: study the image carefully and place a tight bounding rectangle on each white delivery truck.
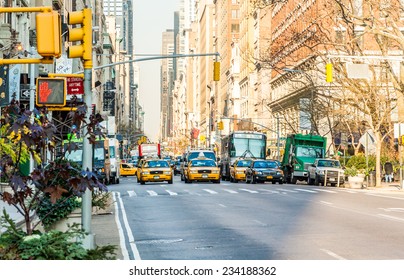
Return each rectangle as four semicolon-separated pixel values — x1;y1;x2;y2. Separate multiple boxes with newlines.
108;137;120;184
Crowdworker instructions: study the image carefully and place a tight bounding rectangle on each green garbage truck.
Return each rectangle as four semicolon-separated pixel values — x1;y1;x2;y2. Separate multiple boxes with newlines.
281;134;327;184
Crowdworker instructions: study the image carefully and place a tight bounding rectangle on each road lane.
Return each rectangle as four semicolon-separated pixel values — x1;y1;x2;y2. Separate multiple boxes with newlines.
113;176;404;260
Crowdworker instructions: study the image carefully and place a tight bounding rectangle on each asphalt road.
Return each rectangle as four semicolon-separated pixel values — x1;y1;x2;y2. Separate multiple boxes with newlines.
112;175;404;260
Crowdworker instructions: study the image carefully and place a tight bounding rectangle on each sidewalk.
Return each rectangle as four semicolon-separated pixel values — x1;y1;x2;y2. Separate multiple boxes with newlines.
0;191;123;260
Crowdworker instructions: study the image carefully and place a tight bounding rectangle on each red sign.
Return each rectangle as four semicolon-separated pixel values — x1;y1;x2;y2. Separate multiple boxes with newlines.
66;77;84;95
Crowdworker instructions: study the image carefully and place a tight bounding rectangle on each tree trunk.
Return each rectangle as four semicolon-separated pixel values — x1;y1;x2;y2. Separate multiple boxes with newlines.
375;133;382;188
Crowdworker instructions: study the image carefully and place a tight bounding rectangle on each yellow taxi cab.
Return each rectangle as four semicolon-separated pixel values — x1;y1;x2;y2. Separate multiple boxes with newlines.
138;159;173;185
136;158;146;182
120;162;137;176
229;158;253;183
184;157;220;184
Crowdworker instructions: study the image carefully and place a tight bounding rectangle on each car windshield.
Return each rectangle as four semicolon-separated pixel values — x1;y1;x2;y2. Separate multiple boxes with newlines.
236;160;252;167
121;163;134;169
144;160;169;168
317;160;341;168
253;161;278;168
190;160;216;167
188;151;216;161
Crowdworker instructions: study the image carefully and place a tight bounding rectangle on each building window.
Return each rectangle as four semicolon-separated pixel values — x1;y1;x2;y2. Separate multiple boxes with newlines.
231;9;239;19
335;29;346;44
231;24;240;33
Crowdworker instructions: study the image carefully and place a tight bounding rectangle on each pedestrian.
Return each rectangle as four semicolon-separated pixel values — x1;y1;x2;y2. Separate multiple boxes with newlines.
384;161;394;183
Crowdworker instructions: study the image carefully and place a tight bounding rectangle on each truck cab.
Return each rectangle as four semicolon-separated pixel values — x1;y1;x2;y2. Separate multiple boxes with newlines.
281;134;327;184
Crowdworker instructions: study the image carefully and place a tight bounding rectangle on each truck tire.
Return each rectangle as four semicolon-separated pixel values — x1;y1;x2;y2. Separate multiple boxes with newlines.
291;175;297;184
314;175;320;186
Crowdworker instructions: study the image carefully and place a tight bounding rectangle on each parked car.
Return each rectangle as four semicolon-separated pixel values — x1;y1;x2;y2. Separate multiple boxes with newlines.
183;157;220;184
120;163;137;177
137;159;173;185
229;158;253;183
307;158;345;186
245;159;284;184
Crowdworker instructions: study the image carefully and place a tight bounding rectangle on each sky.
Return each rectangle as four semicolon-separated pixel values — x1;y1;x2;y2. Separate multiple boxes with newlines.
133;0;180;142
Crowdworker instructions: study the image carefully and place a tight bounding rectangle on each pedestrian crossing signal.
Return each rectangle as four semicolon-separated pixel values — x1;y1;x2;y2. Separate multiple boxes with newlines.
36;78;66;106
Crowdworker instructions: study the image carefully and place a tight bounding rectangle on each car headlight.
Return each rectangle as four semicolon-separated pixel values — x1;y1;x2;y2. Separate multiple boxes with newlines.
142;171;150;175
237;171;245;174
254;171;262;175
212;170;219;174
318;170;324;175
190;170;198;174
164;171;171;175
277;171;283;175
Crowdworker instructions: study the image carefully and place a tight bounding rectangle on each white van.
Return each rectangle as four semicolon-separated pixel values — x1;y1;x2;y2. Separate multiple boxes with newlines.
108;138;120;184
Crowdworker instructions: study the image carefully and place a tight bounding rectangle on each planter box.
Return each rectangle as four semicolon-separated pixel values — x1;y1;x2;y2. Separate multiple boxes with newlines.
348;176;364;189
48;208;81;232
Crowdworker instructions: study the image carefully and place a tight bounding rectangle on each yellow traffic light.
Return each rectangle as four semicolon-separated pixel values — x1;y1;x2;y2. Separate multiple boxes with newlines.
36;77;66;107
36;11;62;58
326;63;333;83
67;8;92;62
213;61;220;81
218;121;224;131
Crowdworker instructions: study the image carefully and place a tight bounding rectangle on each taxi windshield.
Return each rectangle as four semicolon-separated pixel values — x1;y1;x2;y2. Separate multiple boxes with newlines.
236;160;252;167
190;160;216;167
144;160;169;168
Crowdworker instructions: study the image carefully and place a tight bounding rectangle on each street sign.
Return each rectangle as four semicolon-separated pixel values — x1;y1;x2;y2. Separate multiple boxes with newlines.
66;77;84;95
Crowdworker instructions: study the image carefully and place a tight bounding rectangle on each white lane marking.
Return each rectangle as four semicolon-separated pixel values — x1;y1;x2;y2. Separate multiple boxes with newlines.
203;189;218;194
223;189;238;194
378;214;404;222
252;220;267;226
147;190;158;196
112;192;130;260
239;188;259;194
218;204;227;208
221;183;232;186
276;188;298;193
320;249;346;260
339;189;358;193
258;189;280;194
320;201;333;205
184;189;201;196
378;208;404;213
166;190;178;196
127;190;137;197
366;193;404;200
313;188;337;193
294;188;318;193
113;192;141;260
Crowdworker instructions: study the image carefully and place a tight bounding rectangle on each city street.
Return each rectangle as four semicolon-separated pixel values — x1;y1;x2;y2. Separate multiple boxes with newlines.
112;175;404;260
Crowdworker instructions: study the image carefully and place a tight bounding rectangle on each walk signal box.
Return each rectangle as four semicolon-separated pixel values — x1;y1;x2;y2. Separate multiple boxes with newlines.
36;11;62;58
36;77;66;106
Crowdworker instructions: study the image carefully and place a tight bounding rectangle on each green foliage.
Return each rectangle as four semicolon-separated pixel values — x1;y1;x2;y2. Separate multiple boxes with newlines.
0;210;116;260
36;195;82;229
345;154;376;171
344;166;359;177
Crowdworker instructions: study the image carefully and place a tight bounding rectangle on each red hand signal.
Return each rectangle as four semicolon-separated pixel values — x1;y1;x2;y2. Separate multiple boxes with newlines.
39;81;52;103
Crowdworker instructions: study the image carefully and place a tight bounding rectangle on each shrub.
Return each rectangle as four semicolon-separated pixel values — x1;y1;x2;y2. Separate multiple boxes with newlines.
345;154;375;170
0;211;116;260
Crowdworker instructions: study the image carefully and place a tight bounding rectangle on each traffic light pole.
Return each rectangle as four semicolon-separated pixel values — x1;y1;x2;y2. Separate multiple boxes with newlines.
81;66;94;249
